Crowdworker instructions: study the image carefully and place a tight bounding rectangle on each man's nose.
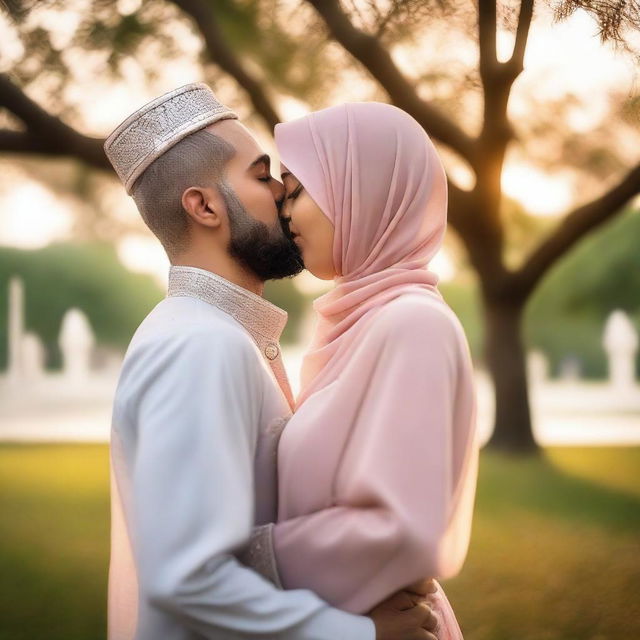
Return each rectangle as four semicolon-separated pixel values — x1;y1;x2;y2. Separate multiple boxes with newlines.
271;178;285;203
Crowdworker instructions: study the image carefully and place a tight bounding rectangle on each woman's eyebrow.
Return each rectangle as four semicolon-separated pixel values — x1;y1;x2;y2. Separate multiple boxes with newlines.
281;171;292;180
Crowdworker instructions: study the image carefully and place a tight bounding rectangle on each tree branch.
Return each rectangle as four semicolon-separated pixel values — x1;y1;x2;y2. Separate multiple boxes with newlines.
170;0;282;130
514;161;640;295
476;0;525;229
0;129;52;154
478;0;534;144
304;0;476;164
0;74;109;170
478;0;498;79
507;0;534;75
477;0;514;151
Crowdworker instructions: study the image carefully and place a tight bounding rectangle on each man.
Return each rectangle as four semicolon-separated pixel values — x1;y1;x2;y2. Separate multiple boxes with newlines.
105;83;439;639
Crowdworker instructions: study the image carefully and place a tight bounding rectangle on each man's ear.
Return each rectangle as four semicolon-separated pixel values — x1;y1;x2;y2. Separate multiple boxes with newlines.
182;186;226;229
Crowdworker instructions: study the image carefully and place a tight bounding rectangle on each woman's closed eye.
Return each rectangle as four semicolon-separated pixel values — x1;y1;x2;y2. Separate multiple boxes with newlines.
287;182;304;200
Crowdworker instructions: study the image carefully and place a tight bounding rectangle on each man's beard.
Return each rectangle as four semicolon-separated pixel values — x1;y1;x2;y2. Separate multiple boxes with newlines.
221;183;304;281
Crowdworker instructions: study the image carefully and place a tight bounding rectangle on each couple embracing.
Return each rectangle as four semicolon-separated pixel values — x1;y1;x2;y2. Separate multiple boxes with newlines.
105;82;479;640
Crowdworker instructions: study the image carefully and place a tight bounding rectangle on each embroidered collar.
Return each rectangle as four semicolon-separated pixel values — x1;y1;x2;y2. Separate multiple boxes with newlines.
167;265;287;359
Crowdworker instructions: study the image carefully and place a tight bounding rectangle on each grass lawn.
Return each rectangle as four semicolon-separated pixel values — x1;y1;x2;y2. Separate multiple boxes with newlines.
0;443;638;640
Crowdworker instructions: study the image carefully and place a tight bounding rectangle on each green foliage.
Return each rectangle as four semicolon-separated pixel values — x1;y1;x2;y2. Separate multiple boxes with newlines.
196;0;351;103
263;276;307;345
525;207;640;378
437;207;640;377
439;278;484;361
7;0;338;108
0;242;163;370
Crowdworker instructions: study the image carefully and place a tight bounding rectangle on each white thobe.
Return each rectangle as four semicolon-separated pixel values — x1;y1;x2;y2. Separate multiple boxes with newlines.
107;265;375;640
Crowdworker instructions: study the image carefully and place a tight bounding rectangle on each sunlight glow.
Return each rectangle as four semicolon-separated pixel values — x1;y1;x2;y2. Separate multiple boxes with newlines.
0;181;73;248
117;234;170;287
502;164;574;216
430;248;456;281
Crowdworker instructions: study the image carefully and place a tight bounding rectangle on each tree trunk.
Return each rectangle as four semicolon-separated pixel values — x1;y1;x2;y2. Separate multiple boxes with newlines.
483;297;539;454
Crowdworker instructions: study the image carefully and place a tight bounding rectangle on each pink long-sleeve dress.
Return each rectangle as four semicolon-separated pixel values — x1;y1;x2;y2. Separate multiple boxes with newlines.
272;292;479;638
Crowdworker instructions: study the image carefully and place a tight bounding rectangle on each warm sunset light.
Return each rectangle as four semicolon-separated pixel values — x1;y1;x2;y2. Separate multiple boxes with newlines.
501;163;574;215
1;3;638;639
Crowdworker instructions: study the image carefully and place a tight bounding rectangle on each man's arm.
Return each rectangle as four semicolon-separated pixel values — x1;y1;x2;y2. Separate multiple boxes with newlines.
128;326;375;639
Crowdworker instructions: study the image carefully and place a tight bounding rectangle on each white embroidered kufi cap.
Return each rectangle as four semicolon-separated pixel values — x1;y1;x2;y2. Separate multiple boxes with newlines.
104;82;238;194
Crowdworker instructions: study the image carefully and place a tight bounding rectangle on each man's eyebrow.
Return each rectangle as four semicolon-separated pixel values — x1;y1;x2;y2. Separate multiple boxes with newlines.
248;153;270;170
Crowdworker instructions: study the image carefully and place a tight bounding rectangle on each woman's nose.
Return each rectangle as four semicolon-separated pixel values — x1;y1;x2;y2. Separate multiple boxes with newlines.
287;214;300;236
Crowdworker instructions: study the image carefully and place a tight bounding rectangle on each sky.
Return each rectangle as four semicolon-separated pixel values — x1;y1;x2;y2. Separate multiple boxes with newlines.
0;4;638;288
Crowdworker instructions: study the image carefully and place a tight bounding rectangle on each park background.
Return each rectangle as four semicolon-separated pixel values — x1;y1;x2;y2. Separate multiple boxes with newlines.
0;1;639;639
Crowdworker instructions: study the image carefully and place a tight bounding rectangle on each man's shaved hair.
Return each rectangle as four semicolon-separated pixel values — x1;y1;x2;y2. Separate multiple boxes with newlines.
131;129;235;257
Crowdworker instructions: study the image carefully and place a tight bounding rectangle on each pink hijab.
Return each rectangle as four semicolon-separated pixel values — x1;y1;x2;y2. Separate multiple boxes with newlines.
274;102;448;405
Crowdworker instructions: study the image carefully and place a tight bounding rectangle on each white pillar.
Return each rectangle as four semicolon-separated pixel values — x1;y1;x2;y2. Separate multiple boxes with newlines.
7;277;25;384
527;349;549;387
58;308;95;384
21;332;46;382
603;310;638;393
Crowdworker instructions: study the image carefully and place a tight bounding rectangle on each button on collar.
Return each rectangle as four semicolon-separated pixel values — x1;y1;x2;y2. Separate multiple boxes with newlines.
264;343;279;361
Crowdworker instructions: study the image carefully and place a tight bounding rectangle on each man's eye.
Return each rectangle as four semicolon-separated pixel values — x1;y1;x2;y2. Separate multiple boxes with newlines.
258;176;271;183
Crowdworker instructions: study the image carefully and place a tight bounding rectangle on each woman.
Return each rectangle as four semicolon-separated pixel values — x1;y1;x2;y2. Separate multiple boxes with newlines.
247;102;479;638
